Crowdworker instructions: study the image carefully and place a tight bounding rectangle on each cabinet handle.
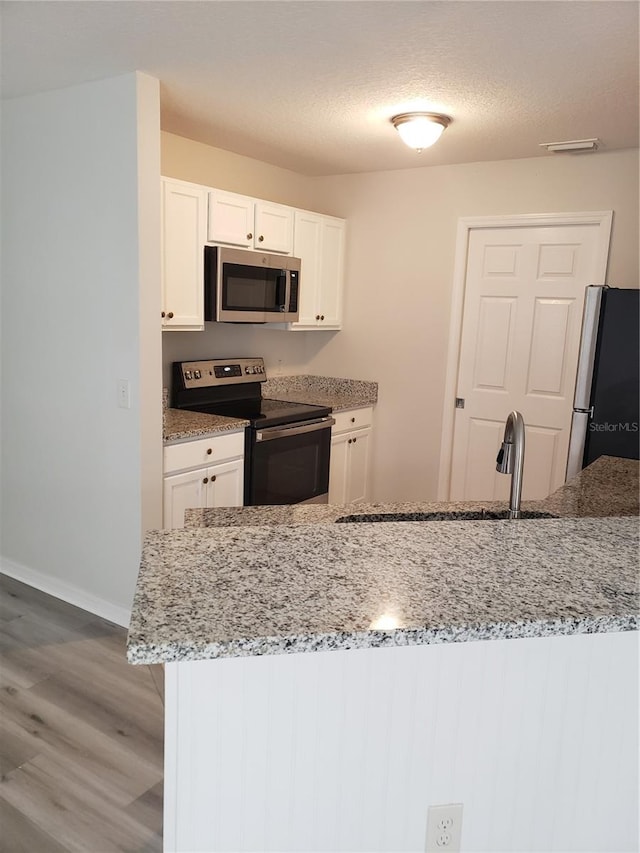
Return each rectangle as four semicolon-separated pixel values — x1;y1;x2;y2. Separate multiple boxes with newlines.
351;417;356;423
247;233;253;240
211;475;216;482
167;311;174;319
258;235;264;242
206;448;212;455
161;311;166;318
202;477;209;484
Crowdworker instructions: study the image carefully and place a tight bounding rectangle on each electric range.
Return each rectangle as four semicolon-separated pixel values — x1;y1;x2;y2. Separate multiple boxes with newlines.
172;357;334;505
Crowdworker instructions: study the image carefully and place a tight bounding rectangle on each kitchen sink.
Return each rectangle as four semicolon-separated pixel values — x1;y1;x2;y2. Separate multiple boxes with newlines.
334;510;559;523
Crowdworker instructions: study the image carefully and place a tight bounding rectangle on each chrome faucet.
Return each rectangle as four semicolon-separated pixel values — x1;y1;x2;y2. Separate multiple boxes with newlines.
496;410;526;519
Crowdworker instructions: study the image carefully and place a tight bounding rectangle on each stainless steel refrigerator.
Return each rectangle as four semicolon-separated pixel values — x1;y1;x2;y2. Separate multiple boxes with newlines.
566;286;639;480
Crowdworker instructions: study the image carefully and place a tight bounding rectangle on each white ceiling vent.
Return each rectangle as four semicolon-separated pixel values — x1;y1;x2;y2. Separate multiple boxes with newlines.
539;138;600;153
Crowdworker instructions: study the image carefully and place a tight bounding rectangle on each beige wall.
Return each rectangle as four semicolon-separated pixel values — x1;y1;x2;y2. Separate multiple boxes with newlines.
305;149;639;501
159;133;638;502
161;131;315;209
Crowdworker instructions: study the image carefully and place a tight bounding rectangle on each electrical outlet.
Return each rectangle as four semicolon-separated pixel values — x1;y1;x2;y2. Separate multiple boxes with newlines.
425;803;463;852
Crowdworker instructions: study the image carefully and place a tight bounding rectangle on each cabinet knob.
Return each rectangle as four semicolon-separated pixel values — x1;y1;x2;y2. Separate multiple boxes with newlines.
161;311;166;318
320;315;325;321
247;233;253;240
167;311;174;319
351;417;356;423
315;314;320;321
353;437;357;443
348;438;352;444
206;448;212;455
211;475;216;482
202;477;209;484
258;235;264;242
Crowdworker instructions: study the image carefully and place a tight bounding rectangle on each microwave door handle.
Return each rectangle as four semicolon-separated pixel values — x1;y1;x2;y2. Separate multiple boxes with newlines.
275;271;287;312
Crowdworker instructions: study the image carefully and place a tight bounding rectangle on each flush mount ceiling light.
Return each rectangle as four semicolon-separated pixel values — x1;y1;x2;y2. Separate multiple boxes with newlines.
539;138;600;153
391;112;452;152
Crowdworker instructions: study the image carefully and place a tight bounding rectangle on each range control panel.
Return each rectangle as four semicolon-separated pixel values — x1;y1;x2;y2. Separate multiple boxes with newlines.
177;358;266;389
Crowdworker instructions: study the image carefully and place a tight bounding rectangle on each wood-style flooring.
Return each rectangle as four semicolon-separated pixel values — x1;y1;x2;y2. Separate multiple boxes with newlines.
0;574;164;852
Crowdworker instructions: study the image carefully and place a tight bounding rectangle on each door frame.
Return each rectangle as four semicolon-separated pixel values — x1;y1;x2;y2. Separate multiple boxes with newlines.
437;210;613;500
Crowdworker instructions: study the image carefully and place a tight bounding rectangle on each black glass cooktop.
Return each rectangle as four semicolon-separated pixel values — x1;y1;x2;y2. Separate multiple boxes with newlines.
184;397;332;429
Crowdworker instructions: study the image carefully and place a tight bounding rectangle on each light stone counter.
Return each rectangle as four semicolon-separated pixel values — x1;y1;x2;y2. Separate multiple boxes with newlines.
128;455;639;665
128;516;637;664
162;374;377;443
262;374;378;412
184;455;639;527
163;408;248;444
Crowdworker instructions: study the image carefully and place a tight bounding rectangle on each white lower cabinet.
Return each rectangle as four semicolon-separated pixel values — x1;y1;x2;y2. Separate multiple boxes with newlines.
163;432;244;528
329;407;373;504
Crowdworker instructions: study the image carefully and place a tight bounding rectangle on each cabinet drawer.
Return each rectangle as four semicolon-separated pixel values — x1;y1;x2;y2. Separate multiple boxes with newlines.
164;431;244;474
332;407;373;435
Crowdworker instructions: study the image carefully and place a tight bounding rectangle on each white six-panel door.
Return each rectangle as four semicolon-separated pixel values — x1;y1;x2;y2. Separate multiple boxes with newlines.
450;223;609;501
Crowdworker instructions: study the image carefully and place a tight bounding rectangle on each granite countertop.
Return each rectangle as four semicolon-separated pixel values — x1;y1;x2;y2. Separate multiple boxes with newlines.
128;516;638;664
184;456;639;527
164;408;248;444
539;455;639;517
262;374;378;412
163;374;377;442
128;456;639;664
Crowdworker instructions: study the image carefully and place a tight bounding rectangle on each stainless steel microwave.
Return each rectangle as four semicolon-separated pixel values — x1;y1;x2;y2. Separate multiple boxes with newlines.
204;246;300;323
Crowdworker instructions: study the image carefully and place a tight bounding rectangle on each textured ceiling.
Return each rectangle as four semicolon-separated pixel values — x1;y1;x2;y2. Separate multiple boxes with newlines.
2;1;638;176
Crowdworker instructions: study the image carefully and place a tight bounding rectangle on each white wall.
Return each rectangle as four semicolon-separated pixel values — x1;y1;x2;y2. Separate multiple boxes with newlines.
165;630;639;852
305;149;640;500
0;73;161;624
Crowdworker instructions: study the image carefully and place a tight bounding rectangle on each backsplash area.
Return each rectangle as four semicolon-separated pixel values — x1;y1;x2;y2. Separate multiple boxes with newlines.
162;324;310;390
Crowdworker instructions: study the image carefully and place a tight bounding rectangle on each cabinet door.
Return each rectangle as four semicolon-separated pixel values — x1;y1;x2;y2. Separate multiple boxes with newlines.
206;459;244;508
345;427;371;504
162;180;206;330
254;202;293;254
318;217;345;328
328;431;350;504
208;191;254;247
163;469;208;529
293;211;322;326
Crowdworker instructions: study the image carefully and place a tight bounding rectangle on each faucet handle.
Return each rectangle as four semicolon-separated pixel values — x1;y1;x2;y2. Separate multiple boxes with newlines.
496;441;513;473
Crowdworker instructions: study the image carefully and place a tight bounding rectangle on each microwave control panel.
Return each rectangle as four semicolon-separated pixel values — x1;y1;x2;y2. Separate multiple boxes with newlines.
177;357;266;389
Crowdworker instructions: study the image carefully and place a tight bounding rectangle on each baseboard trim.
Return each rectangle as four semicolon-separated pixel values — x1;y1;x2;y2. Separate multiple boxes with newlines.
0;556;131;628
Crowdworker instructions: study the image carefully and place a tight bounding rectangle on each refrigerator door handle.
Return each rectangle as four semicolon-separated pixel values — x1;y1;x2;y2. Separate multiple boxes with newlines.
566;410;590;481
573;286;604;409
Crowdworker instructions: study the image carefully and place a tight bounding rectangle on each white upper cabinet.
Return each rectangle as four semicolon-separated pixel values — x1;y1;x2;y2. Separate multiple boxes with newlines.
161;178;206;331
207;191;254;248
162;177;346;332
254;201;294;254
291;211;345;330
208;192;294;254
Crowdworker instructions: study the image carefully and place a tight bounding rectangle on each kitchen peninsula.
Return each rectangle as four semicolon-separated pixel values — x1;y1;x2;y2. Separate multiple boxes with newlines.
128;456;639;853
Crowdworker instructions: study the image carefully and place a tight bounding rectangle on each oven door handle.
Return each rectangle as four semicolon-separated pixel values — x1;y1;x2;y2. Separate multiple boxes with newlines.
256;416;335;442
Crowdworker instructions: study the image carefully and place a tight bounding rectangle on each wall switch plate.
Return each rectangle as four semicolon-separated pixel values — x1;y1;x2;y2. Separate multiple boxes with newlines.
426;803;463;852
117;378;131;409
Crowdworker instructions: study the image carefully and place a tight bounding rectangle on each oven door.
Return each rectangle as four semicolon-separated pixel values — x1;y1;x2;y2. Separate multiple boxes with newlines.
246;417;335;505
